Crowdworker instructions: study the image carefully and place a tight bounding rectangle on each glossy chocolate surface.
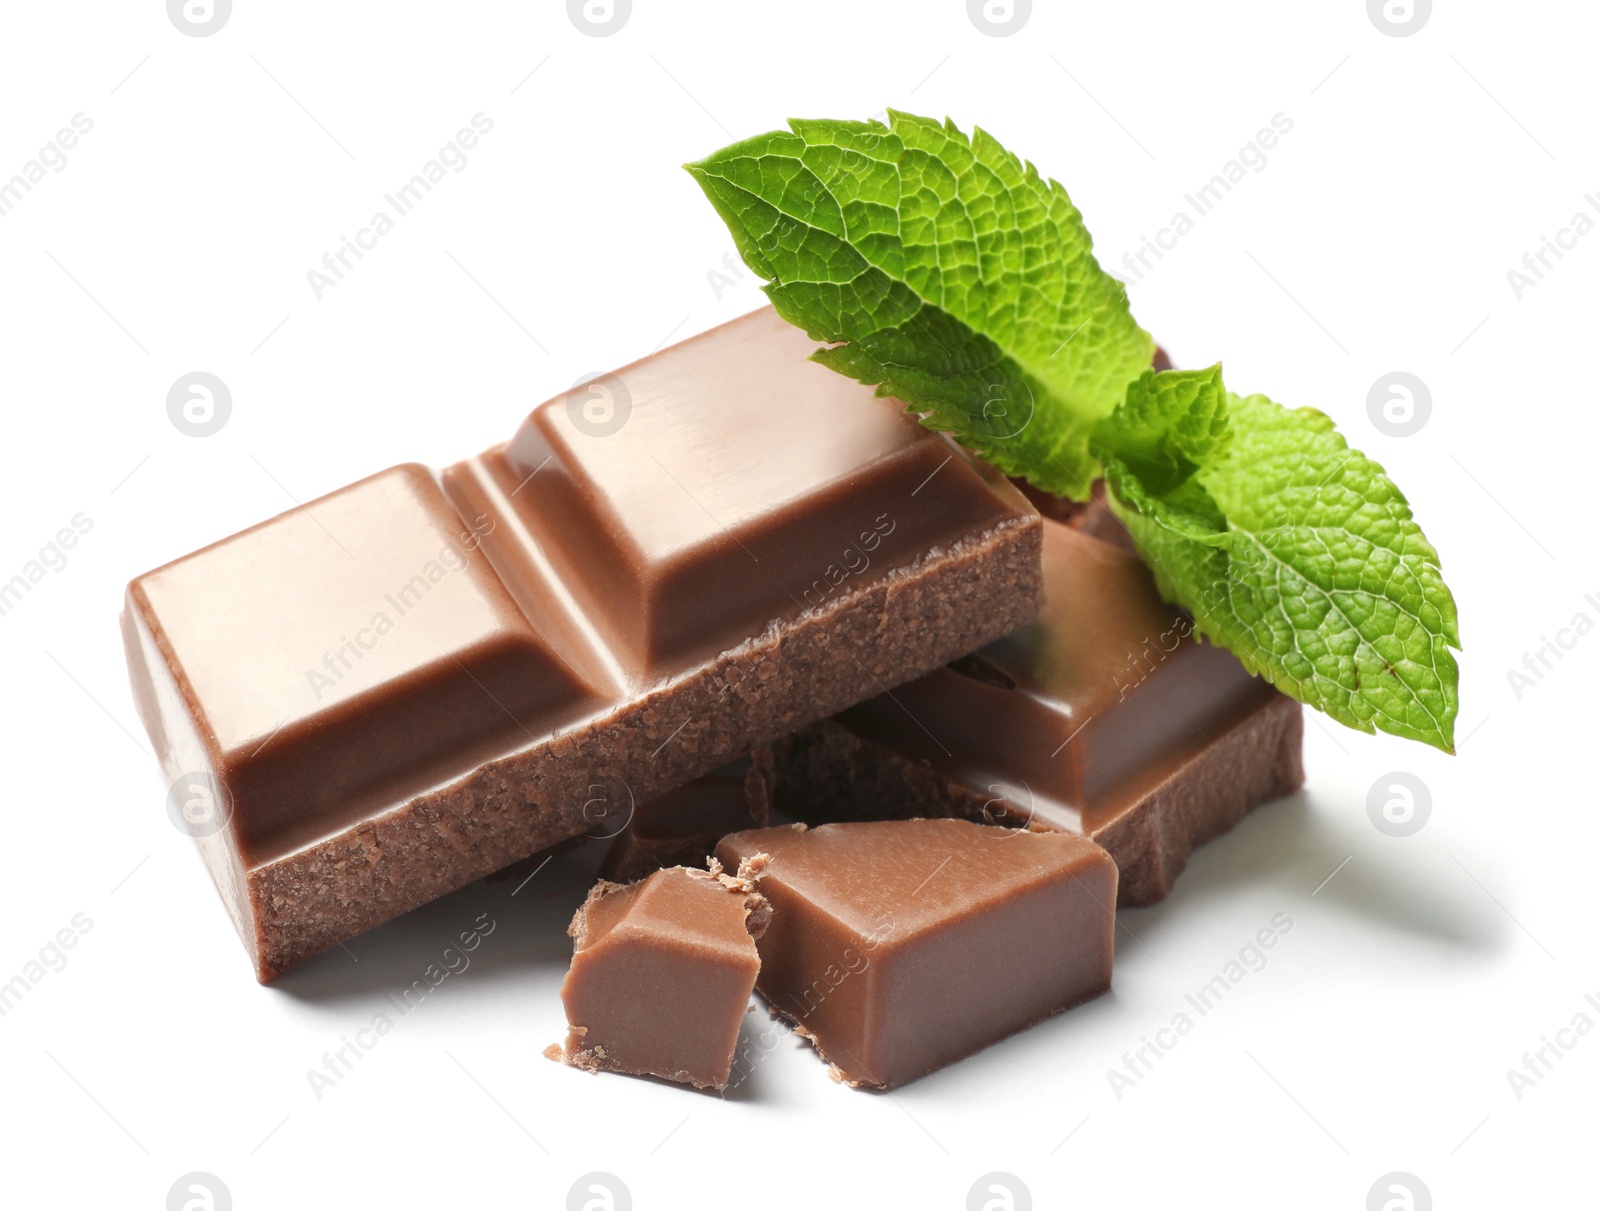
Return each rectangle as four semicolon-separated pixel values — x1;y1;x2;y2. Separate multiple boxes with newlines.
126;464;603;866
559;865;768;1090
715;820;1116;1089
122;306;1043;979
448;307;1022;680
833;522;1278;836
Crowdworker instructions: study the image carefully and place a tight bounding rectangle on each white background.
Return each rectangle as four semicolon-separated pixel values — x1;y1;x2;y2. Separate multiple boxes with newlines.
0;1;1592;1207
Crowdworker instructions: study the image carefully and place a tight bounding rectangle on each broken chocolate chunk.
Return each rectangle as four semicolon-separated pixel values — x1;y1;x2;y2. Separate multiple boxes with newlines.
715;819;1116;1089
557;861;771;1091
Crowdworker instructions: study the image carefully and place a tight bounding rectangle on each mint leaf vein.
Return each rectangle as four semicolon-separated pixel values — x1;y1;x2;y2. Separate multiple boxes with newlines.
686;111;1154;497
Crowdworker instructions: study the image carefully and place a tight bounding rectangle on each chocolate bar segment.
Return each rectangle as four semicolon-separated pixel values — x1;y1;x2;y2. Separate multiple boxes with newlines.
123;307;1044;981
557;863;771;1090
766;521;1304;906
125;465;604;869
447;307;1024;680
714;820;1116;1089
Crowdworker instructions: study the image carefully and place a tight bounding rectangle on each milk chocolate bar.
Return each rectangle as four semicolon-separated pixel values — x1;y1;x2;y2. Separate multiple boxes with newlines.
555;861;771;1090
715;820;1116;1089
122;307;1043;981
764;520;1304;906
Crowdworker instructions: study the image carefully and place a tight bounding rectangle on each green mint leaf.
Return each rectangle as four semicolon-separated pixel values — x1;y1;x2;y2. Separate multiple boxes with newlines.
685;110;1154;497
689;112;1463;753
1096;382;1462;752
1091;365;1232;496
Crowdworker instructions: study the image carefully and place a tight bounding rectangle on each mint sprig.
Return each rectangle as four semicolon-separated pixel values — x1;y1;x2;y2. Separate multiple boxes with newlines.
688;112;1462;752
686;111;1153;496
1095;372;1461;752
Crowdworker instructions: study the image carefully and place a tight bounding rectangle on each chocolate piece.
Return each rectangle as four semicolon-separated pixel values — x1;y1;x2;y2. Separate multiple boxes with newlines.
765;521;1305;906
444;308;1035;681
714;820;1116;1089
598;759;769;884
558;862;771;1090
123;307;1043;981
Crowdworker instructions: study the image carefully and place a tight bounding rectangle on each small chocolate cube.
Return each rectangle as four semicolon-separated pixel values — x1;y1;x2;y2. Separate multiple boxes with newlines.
557;862;771;1091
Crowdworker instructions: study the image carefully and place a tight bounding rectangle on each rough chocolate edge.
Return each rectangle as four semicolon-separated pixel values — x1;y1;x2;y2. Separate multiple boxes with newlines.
1095;696;1304;905
242;512;1042;980
767;692;1304;909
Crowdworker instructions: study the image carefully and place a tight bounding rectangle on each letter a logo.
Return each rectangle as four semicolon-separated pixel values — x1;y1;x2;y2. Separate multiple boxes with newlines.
983;1188;1016;1211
